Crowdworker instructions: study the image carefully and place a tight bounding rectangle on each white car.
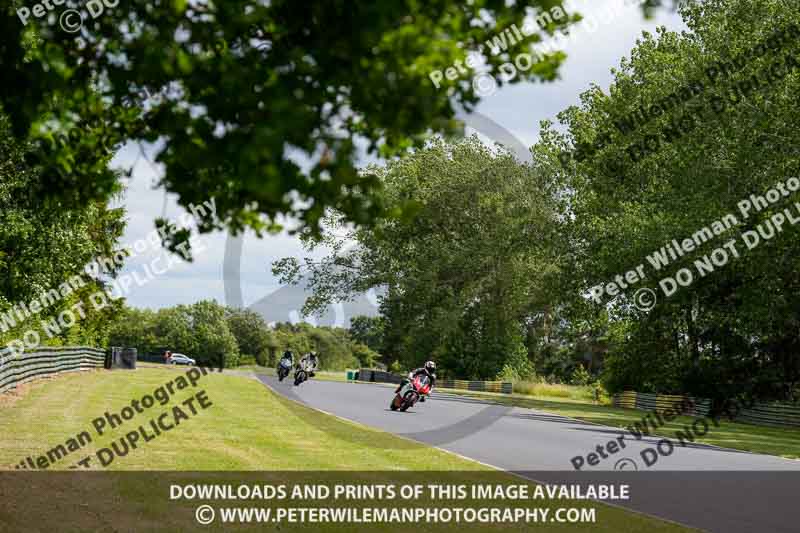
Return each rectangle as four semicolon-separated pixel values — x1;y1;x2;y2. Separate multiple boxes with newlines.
168;353;196;365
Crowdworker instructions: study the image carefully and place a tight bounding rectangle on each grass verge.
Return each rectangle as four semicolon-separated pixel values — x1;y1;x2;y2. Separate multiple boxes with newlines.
0;367;695;532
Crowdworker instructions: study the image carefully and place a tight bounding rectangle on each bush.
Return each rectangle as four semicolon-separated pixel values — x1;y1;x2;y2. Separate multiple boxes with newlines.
389;360;403;373
238;355;258;366
570;365;593;386
351;343;379;368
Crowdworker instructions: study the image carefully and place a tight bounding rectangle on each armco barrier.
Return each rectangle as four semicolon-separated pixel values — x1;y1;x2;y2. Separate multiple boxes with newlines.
613;390;798;428
438;379;513;394
0;346;106;394
357;369;512;394
632;392;710;416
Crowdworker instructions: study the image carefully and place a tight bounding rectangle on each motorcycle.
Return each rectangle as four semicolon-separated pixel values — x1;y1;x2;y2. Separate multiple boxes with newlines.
277;358;292;381
294;366;308;386
390;374;432;412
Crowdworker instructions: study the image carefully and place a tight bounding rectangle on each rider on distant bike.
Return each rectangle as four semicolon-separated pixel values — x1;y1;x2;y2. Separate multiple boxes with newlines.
395;361;436;401
277;350;293;372
298;352;319;377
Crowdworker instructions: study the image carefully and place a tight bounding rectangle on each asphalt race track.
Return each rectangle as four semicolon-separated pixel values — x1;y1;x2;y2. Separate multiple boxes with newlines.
259;376;800;533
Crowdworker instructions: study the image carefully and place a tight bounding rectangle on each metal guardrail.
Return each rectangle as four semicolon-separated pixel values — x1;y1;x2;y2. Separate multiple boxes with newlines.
0;346;106;394
613;390;800;428
355;368;513;394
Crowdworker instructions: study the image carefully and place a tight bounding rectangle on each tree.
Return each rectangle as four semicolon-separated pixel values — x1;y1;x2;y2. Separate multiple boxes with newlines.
187;301;241;367
225;308;273;365
0;111;126;350
107;308;159;354
276;137;565;379
347;316;385;355
350;343;379;369
536;0;800;400
1;1;584;241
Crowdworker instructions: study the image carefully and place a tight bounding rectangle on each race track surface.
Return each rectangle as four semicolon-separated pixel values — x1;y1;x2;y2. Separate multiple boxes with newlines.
258;376;799;471
258;376;800;532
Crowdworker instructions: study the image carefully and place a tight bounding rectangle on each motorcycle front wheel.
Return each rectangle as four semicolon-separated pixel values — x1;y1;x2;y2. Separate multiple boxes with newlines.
399;392;416;412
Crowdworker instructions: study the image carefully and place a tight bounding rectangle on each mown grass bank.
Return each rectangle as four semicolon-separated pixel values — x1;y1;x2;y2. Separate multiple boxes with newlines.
0;367;693;532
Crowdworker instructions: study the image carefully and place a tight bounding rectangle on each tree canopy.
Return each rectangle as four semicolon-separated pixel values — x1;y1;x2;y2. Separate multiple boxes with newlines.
278;0;800;403
275;137;564;379
537;0;800;400
1;0;585;241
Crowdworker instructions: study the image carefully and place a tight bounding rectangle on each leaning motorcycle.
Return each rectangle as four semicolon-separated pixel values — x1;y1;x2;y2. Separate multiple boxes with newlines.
390;374;432;412
294;366;308;386
277;358;292;381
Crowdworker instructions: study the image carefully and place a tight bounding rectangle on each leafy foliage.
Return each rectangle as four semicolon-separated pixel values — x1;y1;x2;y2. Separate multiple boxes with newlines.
1;0;583;241
108;302;377;370
225;308;273;365
0;111;126;350
347;315;385;355
275;137;565;379
537;0;800;400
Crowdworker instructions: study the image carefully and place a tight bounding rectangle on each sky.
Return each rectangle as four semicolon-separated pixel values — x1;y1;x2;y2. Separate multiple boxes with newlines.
109;1;686;320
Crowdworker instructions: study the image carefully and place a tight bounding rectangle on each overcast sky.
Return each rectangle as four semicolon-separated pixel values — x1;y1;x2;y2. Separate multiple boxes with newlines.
111;1;686;313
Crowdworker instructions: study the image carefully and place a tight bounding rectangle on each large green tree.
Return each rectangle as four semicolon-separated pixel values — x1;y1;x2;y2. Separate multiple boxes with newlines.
276;137;564;379
0;0;587;242
537;0;800;400
0;111;126;350
225;307;273;365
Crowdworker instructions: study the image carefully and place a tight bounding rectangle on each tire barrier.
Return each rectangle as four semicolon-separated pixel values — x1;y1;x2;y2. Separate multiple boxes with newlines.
735;403;800;428
0;346;106;394
356;368;512;394
357;369;403;385
613;390;800;428
115;347;138;370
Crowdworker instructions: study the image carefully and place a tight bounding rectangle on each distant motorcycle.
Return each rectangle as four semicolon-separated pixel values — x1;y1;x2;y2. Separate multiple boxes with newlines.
294;366;308;386
277;358;292;381
390;374;432;412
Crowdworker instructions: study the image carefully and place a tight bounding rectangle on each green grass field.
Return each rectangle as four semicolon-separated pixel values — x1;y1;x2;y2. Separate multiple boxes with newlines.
0;367;467;470
0;367;695;532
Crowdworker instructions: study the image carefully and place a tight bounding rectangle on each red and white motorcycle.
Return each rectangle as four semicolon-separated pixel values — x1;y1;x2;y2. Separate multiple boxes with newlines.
390;374;432;412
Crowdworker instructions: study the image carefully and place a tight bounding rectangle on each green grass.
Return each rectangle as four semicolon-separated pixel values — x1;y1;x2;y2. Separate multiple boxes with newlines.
0;367;695;532
512;380;606;403
0;367;471;470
